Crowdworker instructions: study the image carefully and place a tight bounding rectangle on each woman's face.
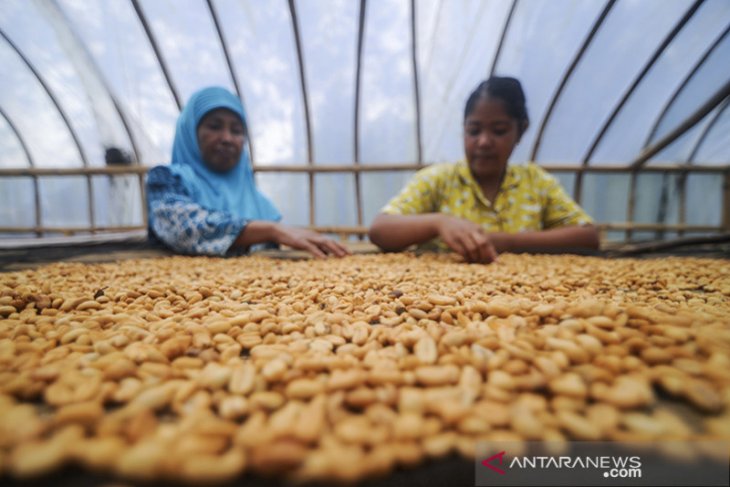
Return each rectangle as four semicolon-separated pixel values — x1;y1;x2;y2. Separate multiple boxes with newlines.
463;96;521;183
197;108;246;173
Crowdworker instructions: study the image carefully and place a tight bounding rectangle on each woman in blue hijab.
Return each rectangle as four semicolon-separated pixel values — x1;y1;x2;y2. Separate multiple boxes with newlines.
146;86;349;257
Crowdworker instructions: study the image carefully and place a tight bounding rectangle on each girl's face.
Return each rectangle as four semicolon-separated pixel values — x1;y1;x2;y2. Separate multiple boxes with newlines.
463;96;522;183
197;108;246;173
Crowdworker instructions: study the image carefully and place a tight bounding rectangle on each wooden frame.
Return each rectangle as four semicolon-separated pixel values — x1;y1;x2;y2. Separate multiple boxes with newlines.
2;2;727;244
2;163;727;239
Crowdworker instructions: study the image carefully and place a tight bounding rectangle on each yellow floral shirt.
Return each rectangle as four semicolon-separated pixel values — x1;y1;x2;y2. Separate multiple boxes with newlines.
381;161;592;248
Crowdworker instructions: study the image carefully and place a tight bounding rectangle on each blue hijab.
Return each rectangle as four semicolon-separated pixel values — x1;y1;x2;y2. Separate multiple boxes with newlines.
169;86;281;222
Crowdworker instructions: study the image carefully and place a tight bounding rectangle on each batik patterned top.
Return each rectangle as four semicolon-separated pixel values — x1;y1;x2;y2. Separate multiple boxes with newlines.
145;86;281;256
146;166;249;256
381;161;592;249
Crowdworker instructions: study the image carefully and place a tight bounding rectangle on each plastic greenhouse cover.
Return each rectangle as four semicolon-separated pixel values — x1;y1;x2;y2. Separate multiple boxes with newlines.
590;0;730;164
0;36;82;168
0;0;728;236
297;0;358;166
495;0;606;165
649;24;730;148
536;0;691;163
417;0;512;164
1;0;728;169
694;100;730;164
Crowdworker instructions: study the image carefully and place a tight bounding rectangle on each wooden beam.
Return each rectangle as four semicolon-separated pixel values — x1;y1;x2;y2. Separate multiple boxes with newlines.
2;163;729;178
3;222;723;238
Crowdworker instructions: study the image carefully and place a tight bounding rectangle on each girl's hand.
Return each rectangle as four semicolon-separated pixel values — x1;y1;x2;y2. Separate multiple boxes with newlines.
435;215;498;263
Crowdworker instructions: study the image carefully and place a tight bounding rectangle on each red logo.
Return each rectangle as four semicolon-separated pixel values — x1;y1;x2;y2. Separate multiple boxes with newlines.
481;451;507;475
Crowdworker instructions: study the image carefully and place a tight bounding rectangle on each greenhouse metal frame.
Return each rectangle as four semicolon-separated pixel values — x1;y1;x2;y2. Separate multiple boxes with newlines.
0;0;728;242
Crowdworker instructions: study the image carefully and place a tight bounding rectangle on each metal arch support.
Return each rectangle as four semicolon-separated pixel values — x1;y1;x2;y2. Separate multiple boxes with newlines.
352;0;367;230
529;0;616;161
0;105;36;168
130;0;182;110
687;97;730;163
631;79;730;168
0;105;42;235
410;0;423;165
42;0;142;164
489;0;518;77
0;28;90;168
0;27;95;231
354;0;367;164
205;0;256;164
643;23;730;150
286;0;314;164
287;0;315;225
206;0;242;100
582;0;703;165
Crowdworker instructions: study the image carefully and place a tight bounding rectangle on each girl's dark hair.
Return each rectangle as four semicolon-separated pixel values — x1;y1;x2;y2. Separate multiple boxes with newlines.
464;77;529;134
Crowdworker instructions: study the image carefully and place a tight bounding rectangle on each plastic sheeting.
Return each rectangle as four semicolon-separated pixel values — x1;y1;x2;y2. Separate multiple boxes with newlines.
0;0;728;236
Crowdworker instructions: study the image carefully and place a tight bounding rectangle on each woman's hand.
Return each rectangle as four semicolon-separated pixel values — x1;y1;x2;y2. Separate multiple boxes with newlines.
273;225;350;258
435;215;498;263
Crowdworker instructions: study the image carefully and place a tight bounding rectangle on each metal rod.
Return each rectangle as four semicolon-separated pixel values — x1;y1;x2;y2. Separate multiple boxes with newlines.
582;0;702;164
625;171;638;241
205;0;256;163
0;105;42;236
87;176;96;234
351;0;368;232
0;28;90;168
643;23;730;149
31;175;42;237
2;163;729;178
410;0;423;165
287;0;315;225
655;172;670;240
489;0;518;76
138;172;148;229
573;170;583;206
530;0;616;160
129;0;182;110
631;78;730;168
206;0;241;100
46;0;142;163
0;106;36;168
687;97;730;162
596;0;702;240
309;176;315;226
354;0;367;165
677;171;687;237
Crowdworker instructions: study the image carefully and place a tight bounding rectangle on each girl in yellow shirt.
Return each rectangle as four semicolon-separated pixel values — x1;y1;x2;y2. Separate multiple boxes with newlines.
368;77;599;263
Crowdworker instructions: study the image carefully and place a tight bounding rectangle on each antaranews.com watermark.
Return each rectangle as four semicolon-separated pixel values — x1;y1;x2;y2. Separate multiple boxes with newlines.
475;440;728;486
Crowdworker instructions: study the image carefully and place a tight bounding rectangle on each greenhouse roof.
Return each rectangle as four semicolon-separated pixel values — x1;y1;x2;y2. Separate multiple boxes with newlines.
1;0;729;239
